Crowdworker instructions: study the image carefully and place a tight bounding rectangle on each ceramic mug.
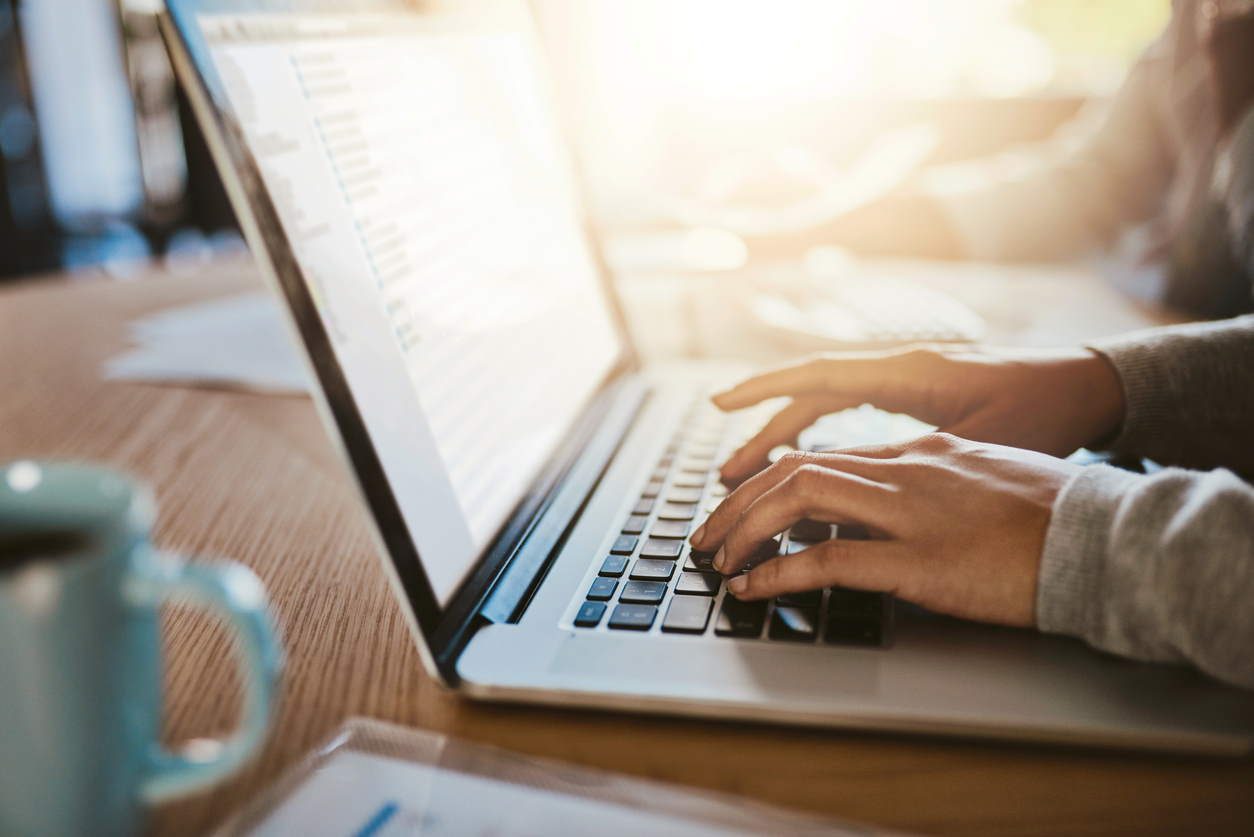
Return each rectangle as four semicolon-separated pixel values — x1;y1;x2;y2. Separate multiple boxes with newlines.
0;460;282;836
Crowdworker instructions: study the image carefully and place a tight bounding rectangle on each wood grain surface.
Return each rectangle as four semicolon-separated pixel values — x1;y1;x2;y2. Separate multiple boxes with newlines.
1;260;1251;836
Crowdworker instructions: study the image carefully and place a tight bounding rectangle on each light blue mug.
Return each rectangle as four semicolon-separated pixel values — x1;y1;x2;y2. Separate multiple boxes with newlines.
0;460;282;836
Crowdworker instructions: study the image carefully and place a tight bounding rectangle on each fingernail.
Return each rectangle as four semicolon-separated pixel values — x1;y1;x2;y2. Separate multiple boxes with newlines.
713;547;725;573
727;575;747;596
690;523;707;545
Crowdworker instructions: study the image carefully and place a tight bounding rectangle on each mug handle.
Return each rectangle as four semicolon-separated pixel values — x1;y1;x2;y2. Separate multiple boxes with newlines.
124;550;283;805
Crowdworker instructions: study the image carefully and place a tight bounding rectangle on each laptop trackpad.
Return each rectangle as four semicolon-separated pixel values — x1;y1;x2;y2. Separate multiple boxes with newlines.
547;634;882;702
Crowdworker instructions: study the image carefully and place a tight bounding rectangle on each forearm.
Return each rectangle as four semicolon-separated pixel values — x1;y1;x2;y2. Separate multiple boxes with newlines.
1087;315;1254;475
1038;465;1254;689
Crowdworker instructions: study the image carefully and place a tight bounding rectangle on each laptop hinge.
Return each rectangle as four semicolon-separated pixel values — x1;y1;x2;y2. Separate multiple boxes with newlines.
478;377;648;624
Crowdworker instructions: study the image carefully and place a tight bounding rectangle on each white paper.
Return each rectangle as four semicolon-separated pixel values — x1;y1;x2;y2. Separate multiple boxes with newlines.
104;292;312;395
250;749;854;837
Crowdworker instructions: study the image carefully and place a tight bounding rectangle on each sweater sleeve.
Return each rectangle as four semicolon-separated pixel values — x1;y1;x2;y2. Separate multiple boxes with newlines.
1038;464;1254;689
1083;106;1254;471
1086;315;1254;475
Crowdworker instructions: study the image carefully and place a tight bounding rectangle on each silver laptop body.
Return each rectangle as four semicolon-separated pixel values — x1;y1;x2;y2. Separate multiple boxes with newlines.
163;0;1254;756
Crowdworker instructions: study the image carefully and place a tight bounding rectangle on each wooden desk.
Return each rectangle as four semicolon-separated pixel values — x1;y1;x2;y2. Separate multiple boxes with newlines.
1;259;1251;836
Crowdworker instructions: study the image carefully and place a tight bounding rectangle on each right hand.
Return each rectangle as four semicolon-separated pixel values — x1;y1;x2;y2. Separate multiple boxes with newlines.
714;345;1126;484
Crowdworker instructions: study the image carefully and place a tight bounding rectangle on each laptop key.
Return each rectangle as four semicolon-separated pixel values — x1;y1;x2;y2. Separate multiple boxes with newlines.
629;558;675;582
662;596;713;634
649;520;690;540
825;616;885;646
666;487;703;505
632;497;655;516
574;601;606;627
608;603;657;631
790;518;832;543
658;502;698;521
743;537;782;569
641;481;664;499
715;597;768;638
675;571;721;596
610;535;638;555
836;523;870;541
599;554;629;577
671;473;706;488
685;550;717;571
640;538;683;559
587;577;617;601
620;580;668;604
828;587;886;620
621;515;648;535
769;606;818;642
776;589;821;608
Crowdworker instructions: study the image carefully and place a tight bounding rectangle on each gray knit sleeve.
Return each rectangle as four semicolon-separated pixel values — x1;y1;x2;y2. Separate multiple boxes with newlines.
1087;315;1254;476
1038;464;1254;689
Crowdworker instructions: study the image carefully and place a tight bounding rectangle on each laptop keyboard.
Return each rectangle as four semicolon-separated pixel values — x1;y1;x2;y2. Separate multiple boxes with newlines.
567;400;892;646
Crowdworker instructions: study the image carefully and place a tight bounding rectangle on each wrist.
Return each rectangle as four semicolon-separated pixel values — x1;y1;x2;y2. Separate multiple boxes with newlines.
1073;350;1126;449
1034;348;1125;452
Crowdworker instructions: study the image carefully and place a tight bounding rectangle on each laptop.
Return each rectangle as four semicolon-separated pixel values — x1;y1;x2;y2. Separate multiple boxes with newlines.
162;0;1254;756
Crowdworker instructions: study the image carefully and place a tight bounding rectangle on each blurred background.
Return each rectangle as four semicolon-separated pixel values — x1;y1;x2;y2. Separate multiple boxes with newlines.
0;0;1167;281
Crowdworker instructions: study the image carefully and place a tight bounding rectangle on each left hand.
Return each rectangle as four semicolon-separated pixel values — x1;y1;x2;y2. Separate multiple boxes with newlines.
689;433;1083;628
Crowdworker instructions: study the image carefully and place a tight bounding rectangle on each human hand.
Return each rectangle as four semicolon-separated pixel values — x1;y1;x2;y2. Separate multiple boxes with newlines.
714;344;1125;485
690;434;1083;627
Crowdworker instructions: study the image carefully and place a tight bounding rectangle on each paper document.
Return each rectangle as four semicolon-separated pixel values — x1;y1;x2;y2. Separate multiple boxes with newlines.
104;292;311;395
220;719;880;837
254;750;761;837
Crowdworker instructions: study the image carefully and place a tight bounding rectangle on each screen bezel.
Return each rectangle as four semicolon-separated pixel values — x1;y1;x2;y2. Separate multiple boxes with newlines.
163;0;639;669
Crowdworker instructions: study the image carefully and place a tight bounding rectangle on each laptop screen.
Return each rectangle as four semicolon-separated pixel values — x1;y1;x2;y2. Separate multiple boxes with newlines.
197;10;623;605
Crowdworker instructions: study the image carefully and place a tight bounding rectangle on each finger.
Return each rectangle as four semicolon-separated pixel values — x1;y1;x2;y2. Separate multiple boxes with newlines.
711;358;832;411
807;451;903;480
712;352;899;410
714;348;946;420
694;450;897;551
716;465;897;575
719;398;829;484
693;451;810;550
717;348;922;411
725;539;913;601
823;440;914;460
